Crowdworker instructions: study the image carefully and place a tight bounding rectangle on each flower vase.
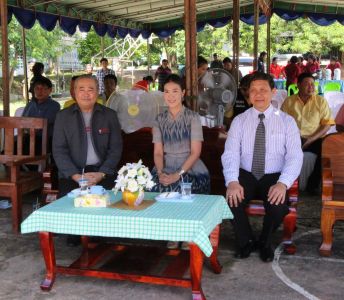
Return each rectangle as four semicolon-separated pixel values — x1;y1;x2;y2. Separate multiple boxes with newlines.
122;189;144;206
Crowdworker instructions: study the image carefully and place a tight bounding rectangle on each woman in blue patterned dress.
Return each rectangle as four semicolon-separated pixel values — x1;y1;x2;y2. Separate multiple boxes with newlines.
151;74;210;195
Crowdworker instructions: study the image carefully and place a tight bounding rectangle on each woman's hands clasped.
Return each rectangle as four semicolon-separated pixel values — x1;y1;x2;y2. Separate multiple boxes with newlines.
158;172;180;186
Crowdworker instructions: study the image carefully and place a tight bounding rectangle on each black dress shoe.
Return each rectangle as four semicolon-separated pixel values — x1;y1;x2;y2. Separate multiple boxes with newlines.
66;235;81;247
235;240;257;259
259;245;274;262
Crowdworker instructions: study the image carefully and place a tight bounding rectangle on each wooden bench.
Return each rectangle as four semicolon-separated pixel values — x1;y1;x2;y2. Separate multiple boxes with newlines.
320;132;344;256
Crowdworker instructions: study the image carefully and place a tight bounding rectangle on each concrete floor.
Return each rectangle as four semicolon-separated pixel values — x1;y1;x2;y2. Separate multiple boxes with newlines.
0;192;343;300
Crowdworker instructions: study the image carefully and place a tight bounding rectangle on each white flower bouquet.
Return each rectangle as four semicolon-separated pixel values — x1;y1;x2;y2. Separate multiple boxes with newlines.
113;160;155;193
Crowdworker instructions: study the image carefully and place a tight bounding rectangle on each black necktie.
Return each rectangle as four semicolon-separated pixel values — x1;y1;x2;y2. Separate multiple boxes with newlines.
251;113;265;180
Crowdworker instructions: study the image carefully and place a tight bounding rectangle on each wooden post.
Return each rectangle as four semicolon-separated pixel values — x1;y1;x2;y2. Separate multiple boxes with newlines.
232;0;240;85
1;0;10;116
189;0;198;111
101;36;105;57
266;14;271;76
21;27;29;102
253;0;259;71
184;0;191;100
147;39;151;75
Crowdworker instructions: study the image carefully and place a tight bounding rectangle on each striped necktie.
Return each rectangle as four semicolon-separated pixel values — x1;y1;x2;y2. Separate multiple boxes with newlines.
251;113;265;180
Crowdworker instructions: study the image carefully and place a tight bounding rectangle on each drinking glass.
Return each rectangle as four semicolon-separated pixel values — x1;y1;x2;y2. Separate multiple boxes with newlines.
180;182;192;198
78;178;89;194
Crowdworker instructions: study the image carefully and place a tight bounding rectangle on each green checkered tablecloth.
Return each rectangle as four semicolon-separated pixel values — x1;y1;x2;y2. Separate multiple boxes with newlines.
21;192;232;257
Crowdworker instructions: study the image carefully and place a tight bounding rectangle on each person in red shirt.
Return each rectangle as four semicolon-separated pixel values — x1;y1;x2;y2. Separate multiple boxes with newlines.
297;56;306;74
326;56;342;79
284;56;301;89
270;57;285;79
132;76;153;92
305;55;318;74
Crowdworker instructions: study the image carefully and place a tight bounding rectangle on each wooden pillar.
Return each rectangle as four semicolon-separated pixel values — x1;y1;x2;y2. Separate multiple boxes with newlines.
21;27;29;102
189;0;197;110
101;36;105;57
147;39;151;75
184;0;191;100
253;0;259;71
1;0;10;116
266;14;271;76
232;0;240;85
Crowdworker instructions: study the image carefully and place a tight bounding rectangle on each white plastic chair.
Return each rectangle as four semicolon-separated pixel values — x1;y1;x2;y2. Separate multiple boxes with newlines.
271;89;288;109
14;106;25;117
324;92;344;134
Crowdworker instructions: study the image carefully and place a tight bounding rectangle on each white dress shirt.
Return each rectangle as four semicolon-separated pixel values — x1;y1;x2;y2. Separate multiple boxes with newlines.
221;105;303;189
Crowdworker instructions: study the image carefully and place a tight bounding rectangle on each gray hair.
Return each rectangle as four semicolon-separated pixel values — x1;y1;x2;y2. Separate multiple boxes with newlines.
74;74;99;92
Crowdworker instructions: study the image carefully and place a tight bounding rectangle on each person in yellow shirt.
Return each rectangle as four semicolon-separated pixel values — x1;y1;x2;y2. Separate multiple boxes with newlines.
63;76;103;109
281;72;335;193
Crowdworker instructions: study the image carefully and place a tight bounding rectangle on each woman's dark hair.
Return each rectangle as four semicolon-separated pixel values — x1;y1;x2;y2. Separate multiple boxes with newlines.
259;51;267;58
239;74;253;89
143;75;153;82
290;56;298;64
249;72;275;90
163;74;183;89
197;55;208;67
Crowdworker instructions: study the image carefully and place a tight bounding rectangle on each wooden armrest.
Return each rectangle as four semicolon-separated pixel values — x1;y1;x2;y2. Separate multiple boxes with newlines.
5;155;47;166
322;157;331;169
322;168;333;202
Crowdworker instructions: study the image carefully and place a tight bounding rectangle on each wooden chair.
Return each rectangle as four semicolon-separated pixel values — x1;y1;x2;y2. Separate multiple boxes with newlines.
319;132;344;256
245;180;299;254
201;126;227;195
0;117;48;233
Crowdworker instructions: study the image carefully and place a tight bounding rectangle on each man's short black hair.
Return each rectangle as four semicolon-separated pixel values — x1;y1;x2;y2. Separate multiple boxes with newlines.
198;55;208;67
249;72;274;89
71;75;79;81
33;76;52;89
104;74;118;85
223;57;232;64
290;56;298;64
297;72;314;85
100;57;108;63
272;57;278;62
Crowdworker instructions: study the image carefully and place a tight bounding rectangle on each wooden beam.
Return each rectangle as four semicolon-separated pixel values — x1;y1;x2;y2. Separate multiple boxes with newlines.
22;27;29;102
266;14;271;76
253;0;259;71
232;0;240;85
1;0;10;116
190;0;198;111
184;0;191;99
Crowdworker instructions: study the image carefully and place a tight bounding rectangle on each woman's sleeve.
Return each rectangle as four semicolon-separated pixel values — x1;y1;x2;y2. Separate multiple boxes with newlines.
152;118;162;143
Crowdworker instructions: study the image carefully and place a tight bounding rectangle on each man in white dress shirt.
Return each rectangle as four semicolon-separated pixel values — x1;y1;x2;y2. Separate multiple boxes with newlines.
221;72;303;262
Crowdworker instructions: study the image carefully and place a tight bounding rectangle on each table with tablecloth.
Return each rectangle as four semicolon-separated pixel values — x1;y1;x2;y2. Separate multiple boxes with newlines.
274;79;344;94
21;191;232;298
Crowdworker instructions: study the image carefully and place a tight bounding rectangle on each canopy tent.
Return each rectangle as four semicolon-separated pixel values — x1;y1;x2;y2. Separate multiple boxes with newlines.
5;1;344;39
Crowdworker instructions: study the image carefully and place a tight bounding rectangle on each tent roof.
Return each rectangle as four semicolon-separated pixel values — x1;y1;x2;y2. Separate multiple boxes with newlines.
7;1;344;38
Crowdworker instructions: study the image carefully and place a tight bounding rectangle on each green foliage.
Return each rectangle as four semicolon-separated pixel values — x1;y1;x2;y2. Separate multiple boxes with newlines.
76;29;114;65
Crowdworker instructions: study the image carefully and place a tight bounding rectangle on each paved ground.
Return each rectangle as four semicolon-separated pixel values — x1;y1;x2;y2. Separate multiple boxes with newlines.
0;192;343;300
